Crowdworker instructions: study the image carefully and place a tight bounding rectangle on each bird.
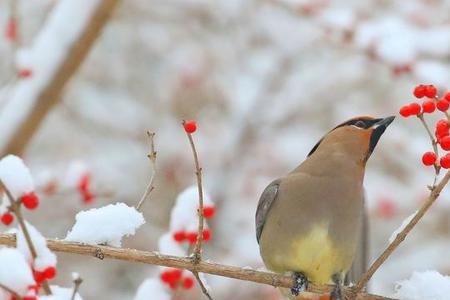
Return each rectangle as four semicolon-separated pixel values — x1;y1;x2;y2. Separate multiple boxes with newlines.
255;116;395;299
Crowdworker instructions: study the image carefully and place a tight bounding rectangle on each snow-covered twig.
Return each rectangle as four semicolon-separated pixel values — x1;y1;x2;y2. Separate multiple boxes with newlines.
0;233;395;300
0;179;52;295
354;169;450;294
0;282;22;300
70;273;83;300
0;0;119;156
136;131;157;211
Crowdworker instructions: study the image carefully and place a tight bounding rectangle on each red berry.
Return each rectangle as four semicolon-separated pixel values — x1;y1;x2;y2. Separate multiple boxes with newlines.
413;85;426;98
5;17;17;41
422;100;436;113
77;173;90;193
376;198;396;219
33;270;45;283
436;99;449;112
202;229;212;242
203;206;215;218
172;231;186;243
408;103;421;115
171;269;183;282
1;212;14;225
399;105;411;117
18;69;33;78
445;92;450;102
23;296;37;300
21;192;39;210
424;85;437;98
440;154;450;169
441;136;450;151
183;120;197;134
422;152;437;166
160;270;172;283
182;277;194;289
43;266;56;279
27;285;40;294
82;191;94;204
186;232;198;244
436;119;449;133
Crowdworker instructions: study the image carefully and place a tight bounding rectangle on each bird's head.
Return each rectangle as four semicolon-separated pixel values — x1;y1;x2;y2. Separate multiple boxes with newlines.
308;116;395;164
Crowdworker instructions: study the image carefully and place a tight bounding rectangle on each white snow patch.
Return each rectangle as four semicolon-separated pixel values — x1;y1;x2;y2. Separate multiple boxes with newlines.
134;278;171;300
392;271;450;300
169;185;212;232
158;233;186;257
0;248;35;296
388;211;417;244
0;155;35;198
17;221;57;271
65;202;145;247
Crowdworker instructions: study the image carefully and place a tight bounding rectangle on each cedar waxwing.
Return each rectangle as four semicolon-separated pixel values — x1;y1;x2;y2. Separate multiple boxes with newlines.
255;116;395;299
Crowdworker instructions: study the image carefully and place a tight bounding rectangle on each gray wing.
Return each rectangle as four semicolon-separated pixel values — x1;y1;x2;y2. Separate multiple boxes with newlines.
345;196;368;285
255;180;280;244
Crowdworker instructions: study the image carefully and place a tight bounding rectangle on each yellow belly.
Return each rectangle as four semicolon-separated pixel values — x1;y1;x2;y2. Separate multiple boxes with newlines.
264;223;351;285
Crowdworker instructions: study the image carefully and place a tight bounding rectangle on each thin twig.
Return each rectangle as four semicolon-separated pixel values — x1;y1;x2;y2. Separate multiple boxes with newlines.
0;180;52;295
192;271;213;300
182;121;205;263
354;169;450;293
0;282;23;300
182;120;211;299
70;275;83;300
417;114;440;184
0;233;395;300
136;131;157;211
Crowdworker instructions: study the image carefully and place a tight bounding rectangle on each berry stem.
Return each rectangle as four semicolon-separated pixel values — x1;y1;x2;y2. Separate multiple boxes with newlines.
0;180;52;295
182;120;214;300
417;114;440;184
136;131;157;211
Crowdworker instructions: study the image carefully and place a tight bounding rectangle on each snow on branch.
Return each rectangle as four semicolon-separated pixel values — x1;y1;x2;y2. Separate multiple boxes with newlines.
0;0;119;156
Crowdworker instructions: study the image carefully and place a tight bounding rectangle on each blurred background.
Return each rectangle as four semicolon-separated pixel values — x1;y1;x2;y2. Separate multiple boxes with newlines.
0;0;450;299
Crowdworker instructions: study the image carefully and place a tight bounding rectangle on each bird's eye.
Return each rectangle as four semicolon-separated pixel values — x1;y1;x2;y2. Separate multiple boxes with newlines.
354;120;366;128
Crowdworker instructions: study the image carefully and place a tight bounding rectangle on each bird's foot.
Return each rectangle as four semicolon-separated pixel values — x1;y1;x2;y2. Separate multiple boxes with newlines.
330;285;342;300
330;273;343;300
290;272;308;296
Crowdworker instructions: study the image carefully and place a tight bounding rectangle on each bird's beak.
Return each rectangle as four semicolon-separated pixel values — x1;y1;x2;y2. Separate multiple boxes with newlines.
368;116;395;157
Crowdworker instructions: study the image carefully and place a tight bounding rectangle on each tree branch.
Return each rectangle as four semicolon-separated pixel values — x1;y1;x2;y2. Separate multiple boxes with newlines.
0;233;395;300
354;169;450;293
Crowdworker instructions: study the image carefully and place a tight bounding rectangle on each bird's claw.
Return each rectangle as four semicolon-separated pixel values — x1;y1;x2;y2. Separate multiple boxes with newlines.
290;272;308;296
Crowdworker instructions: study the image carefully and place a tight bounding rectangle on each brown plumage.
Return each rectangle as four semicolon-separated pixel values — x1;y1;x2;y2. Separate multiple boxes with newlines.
255;116;394;298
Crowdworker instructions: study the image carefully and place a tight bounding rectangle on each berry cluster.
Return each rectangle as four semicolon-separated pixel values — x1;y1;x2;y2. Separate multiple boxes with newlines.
399;84;450;168
172;205;215;244
1;192;40;226
77;173;95;204
160;268;194;290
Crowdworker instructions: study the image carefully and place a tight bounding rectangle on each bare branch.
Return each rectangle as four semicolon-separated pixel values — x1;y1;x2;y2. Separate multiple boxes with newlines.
0;233;395;300
0;0;119;156
354;169;450;293
136;131;157;211
0;180;52;294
